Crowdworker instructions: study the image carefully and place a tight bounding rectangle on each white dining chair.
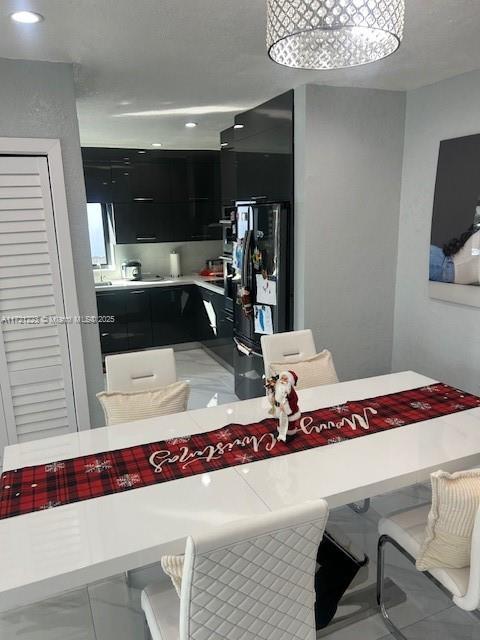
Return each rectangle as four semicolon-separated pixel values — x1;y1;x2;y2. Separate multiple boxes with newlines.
141;499;329;640
105;348;177;393
261;329;316;378
261;330;368;515
377;504;480;639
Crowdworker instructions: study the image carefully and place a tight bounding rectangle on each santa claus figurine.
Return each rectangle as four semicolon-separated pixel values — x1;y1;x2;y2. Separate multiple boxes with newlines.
265;370;301;442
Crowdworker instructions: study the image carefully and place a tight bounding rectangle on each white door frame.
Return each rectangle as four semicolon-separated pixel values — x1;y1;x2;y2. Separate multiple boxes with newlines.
0;137;90;434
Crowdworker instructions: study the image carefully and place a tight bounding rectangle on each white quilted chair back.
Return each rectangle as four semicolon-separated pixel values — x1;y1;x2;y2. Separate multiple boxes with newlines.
179;500;329;640
261;330;316;378
455;505;480;611
105;348;176;393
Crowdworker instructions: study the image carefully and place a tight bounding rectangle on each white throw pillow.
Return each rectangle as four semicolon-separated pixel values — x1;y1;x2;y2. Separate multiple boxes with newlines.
161;555;184;597
97;381;190;426
269;350;339;390
416;469;480;571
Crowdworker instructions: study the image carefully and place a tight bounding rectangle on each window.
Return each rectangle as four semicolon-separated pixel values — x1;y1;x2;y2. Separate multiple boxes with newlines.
87;203;114;267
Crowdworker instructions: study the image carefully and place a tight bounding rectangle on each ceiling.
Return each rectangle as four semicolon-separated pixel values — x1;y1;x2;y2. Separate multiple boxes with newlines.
1;1;480;150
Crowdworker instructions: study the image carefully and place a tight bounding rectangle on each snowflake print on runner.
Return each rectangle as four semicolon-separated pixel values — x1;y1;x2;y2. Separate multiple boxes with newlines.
215;428;232;441
327;435;347;444
450;403;466;411
85;459;112;474
385;417;406;427
45;462;65;473
166;436;191;446
410;401;432;411
420;385;442;393
116;473;141;488
332;404;349;414
235;453;254;464
41;500;62;510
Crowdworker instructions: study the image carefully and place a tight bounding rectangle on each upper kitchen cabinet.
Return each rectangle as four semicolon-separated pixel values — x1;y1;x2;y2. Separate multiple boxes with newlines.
220;127;236;204
220;90;294;204
114;202;189;244
83;164;112;203
111;161;172;203
82;147;222;242
188;153;220;201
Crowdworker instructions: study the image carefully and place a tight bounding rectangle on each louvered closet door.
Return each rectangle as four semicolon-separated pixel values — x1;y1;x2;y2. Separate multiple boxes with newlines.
0;156;78;444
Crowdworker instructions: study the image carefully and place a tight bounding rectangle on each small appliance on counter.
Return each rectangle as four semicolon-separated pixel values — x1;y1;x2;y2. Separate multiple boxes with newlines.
121;260;142;281
199;258;223;277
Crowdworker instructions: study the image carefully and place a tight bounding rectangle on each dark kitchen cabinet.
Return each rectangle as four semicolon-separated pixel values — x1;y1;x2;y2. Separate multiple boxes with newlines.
170;158;189;202
84;164;112;202
83;147;222;243
189;200;222;242
114;203;189;244
235;123;293;202
111;161;171;203
220;127;236;205
150;286;197;346
96;291;129;353
96;284;232;368
96;289;152;352
125;289;153;350
188;156;218;201
198;287;234;368
221;90;294;204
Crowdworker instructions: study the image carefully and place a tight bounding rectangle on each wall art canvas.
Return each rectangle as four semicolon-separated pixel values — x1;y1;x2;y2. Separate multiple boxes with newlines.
429;134;480;306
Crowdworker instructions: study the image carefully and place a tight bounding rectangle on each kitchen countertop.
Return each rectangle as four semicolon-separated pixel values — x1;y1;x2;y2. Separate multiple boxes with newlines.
95;274;224;295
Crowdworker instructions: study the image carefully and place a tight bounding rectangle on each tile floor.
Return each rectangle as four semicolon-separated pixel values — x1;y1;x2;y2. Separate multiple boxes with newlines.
1;350;478;639
175;348;238;410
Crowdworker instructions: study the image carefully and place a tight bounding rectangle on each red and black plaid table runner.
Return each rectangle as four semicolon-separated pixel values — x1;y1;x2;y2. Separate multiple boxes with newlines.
1;383;479;520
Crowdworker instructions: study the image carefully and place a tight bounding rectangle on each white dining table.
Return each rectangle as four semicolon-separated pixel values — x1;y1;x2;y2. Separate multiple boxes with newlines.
1;370;480;613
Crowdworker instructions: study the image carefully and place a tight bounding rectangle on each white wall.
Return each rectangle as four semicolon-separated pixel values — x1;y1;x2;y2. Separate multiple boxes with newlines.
393;70;480;394
294;84;406;382
0;58;104;427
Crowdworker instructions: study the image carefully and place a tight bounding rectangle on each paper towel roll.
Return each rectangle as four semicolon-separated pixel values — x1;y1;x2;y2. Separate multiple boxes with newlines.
170;250;181;278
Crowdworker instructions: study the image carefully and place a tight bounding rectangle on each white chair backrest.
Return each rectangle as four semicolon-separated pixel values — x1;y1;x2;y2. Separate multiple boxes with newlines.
261;329;316;377
179;500;329;640
454;505;480;611
105;348;176;393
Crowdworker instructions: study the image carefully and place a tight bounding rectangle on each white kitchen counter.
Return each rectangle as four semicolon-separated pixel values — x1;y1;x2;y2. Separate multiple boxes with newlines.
95;274;224;295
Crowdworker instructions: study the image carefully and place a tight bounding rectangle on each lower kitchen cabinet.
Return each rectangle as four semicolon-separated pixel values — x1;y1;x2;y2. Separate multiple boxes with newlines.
96;285;233;369
198;287;234;368
96;289;152;353
150;286;196;346
96;291;129;353
125;289;153;350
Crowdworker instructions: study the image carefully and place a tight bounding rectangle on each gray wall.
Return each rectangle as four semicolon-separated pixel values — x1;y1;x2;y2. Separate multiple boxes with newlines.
393;70;480;394
0;58;104;427
294;84;406;381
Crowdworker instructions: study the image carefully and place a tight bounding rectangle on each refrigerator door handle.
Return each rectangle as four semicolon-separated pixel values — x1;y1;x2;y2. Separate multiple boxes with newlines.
241;229;253;289
234;337;263;359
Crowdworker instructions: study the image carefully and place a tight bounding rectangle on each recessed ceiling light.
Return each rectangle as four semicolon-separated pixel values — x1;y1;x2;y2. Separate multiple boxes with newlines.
151;143;162;147
10;10;44;23
234;124;244;129
185;122;197;128
137;150;147;154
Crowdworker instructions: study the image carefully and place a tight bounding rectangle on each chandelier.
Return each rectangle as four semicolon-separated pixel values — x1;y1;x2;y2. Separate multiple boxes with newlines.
267;0;405;70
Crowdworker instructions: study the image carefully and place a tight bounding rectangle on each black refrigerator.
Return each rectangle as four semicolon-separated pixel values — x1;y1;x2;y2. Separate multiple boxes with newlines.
232;201;293;400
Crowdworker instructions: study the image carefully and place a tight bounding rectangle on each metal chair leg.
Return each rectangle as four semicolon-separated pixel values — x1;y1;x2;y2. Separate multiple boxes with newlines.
377;535;408;640
348;498;370;514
